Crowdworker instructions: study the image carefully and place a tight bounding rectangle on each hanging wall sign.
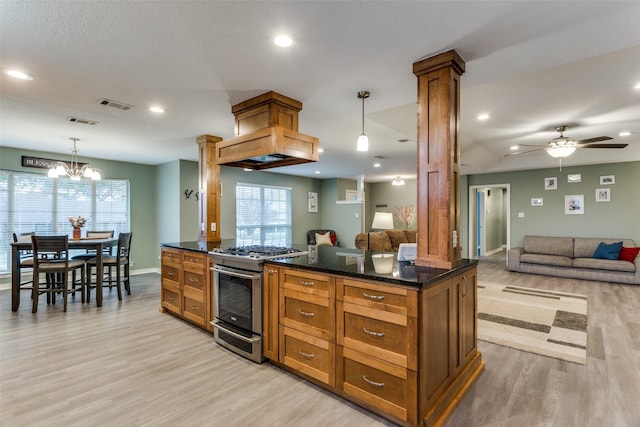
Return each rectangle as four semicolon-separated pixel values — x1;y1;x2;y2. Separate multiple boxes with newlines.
21;155;87;170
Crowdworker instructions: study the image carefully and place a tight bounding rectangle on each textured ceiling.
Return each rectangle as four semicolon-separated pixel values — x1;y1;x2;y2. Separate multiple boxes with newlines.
1;1;639;182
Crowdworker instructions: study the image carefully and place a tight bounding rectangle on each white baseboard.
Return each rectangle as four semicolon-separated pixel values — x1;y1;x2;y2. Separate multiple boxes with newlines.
0;268;161;291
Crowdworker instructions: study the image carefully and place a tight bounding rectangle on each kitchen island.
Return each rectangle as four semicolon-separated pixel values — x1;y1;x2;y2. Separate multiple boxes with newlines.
264;245;483;427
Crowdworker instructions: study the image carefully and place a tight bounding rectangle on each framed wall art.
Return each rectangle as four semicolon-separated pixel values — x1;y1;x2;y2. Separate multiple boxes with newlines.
595;188;610;202
531;198;543;206
544;177;557;190
307;192;318;212
600;175;615;185
567;174;581;183
565;195;584;215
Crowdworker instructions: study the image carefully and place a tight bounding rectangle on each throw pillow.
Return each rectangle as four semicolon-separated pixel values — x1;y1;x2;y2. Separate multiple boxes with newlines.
315;232;333;246
592;241;623;260
618;246;640;263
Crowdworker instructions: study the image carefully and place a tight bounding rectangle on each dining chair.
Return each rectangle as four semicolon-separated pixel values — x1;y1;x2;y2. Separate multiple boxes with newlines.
71;230;115;281
13;232;36;293
30;235;86;313
86;232;132;302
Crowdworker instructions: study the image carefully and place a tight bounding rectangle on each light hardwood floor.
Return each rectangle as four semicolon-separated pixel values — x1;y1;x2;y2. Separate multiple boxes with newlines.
1;260;639;427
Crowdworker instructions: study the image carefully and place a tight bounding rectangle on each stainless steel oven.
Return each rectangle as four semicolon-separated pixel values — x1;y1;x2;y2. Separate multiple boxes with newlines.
211;263;264;363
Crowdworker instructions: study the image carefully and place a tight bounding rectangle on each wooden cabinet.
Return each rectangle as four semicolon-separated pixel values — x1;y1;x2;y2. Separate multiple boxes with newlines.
264;263;482;427
161;247;212;331
278;268;335;386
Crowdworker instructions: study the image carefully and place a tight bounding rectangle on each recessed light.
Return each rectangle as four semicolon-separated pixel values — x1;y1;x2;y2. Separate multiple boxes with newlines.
318;147;324;153
510;145;519;151
634;83;640;90
5;69;34;80
314;170;320;174
477;113;490;120
618;131;632;137
150;106;164;113
373;163;381;167
274;35;293;47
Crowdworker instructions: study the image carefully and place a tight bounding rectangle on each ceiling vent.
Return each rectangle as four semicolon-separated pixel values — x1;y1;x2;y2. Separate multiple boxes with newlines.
66;116;99;126
397;138;415;143
98;98;134;111
373;155;389;159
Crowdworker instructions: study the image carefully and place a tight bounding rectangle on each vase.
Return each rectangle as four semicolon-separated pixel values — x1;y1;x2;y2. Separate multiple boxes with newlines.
73;227;81;239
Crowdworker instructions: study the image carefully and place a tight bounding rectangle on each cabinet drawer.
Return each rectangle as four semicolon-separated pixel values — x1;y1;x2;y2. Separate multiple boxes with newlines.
162;248;181;266
340;306;413;369
281;269;332;297
281;326;334;386
339;347;415;423
280;288;334;341
182;251;207;271
183;296;205;324
162;287;181;314
162;265;180;284
338;278;416;317
183;270;205;291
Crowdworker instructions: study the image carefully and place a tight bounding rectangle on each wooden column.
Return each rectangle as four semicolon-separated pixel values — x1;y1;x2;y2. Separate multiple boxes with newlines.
196;134;223;244
413;50;465;269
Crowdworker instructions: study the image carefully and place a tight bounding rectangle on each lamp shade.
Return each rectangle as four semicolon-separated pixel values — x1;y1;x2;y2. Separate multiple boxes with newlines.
357;134;369;151
371;212;394;230
547;146;576;158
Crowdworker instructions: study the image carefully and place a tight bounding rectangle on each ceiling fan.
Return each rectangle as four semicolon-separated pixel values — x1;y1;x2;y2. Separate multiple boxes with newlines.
507;125;628;159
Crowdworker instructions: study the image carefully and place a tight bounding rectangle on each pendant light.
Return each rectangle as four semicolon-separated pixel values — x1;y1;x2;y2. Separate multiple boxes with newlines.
48;138;101;180
356;90;370;151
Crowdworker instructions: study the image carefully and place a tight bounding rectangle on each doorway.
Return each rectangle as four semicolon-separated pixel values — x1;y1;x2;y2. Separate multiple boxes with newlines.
468;184;510;262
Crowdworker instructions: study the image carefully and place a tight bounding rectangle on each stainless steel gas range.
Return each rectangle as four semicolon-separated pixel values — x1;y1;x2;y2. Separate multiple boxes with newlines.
209;246;307;363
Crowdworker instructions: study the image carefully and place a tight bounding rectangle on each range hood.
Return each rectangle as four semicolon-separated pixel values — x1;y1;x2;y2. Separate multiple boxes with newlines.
215;91;319;170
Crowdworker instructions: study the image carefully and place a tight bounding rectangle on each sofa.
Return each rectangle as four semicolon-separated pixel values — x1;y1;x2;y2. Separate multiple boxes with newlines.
507;236;640;285
354;229;416;252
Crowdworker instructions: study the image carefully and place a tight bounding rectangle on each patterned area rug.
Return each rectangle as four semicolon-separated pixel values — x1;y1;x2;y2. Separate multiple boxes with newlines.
477;282;588;365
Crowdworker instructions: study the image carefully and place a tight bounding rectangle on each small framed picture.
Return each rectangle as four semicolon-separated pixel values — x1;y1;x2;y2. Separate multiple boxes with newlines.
600;175;615;185
565;195;585;215
544;177;557;190
595;188;610;202
307;192;318;213
531;198;543;206
567;174;581;183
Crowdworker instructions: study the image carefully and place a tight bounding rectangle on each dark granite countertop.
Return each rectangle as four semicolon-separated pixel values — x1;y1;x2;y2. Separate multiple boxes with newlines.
265;245;477;290
161;240;235;253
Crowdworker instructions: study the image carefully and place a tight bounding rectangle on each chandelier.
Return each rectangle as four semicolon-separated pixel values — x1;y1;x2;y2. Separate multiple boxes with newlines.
48;138;101;180
392;176;405;186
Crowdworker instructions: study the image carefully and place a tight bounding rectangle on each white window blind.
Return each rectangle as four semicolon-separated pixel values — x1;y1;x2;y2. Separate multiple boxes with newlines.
236;182;291;246
0;170;130;274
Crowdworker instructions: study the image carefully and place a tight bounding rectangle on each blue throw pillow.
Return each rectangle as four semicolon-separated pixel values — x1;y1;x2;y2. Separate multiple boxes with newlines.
592;241;623;260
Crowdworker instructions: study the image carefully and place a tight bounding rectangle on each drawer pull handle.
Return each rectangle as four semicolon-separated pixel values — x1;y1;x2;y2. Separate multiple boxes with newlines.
167;272;174;277
189;278;198;283
362;292;384;301
298;350;315;359
462;275;469;297
363;328;385;337
298;310;315;317
190;305;199;310
267;269;277;274
362;376;385;388
167;296;174;301
299;280;315;286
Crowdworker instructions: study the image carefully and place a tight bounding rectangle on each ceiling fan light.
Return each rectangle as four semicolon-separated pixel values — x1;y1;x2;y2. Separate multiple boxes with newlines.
547;146;576;158
357;134;369;151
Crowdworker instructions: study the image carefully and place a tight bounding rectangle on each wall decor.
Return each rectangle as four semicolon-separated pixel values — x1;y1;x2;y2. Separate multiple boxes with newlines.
308;191;318;212
345;189;358;201
531;198;543;206
567;174;581;183
565;195;584;215
595;188;610;202
600;175;615;185
544;177;557;190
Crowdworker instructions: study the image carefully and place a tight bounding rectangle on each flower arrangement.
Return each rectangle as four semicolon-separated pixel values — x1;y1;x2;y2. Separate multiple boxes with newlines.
68;215;87;228
394;204;416;229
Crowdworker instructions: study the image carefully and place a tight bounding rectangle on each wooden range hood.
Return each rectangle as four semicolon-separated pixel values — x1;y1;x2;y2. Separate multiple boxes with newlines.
215;91;319;170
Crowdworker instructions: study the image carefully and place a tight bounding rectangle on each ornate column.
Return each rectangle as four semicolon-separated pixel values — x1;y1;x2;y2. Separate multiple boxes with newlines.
413;50;465;269
196;134;223;244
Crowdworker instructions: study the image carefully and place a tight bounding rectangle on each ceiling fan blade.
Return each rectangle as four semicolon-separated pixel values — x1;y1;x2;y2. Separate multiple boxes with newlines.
577;136;612;144
504;148;547;157
517;143;547;147
581;143;628;149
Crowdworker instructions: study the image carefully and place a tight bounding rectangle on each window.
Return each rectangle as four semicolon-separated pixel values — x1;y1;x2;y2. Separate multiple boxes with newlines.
0;170;130;274
235;182;291;246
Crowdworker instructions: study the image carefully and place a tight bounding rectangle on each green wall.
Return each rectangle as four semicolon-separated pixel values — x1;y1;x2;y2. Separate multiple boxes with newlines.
466;161;640;249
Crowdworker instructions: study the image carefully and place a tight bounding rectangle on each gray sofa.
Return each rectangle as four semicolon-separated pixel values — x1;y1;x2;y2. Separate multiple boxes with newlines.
507;236;640;285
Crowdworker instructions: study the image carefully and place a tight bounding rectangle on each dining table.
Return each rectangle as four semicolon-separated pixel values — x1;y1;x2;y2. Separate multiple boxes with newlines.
11;236;118;311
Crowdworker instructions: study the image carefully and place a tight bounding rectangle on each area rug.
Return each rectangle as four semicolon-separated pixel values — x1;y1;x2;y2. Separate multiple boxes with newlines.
477;282;587;365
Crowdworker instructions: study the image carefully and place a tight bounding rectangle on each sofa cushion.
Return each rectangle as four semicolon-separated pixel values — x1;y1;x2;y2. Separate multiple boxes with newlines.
573;257;636;273
520;253;573;268
367;231;393;252
315;232;333;246
523;236;574;257
592;241;623;260
405;229;417;243
573;237;635;258
618;247;640;263
386;230;409;252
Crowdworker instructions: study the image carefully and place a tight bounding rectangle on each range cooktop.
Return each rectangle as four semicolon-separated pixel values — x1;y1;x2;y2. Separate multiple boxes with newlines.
209;245;307;260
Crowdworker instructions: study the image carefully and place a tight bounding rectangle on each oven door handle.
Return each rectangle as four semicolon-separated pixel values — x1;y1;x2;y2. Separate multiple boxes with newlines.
212;321;261;343
211;265;261;280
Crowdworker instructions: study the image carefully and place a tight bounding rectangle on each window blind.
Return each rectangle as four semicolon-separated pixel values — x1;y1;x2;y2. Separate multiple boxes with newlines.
236;182;292;246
